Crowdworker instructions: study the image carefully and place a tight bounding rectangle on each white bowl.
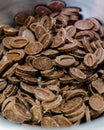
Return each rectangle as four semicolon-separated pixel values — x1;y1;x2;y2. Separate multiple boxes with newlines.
0;0;104;130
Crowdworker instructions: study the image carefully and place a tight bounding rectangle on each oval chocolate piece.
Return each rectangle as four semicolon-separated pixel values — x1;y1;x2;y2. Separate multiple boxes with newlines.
25;42;43;55
61;97;83;113
32;56;53;70
42;95;62;111
35;5;52;16
75;19;94;30
58;42;78;52
66;25;76;37
2;37;13;49
89;94;104;112
10;37;28;49
69;67;87;81
42;49;59;57
55;55;76;67
51;36;65;48
53;115;72;127
34;87;55;102
6;49;25;61
14;12;30;25
3;25;18;36
92;78;104;94
39;33;52;49
34;25;46;40
19;28;35;43
84;53;97;68
41;116;59;127
61;7;81;15
48;0;66;12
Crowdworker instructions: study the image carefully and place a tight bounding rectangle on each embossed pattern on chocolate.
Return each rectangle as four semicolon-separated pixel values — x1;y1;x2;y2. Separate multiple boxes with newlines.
0;0;104;128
